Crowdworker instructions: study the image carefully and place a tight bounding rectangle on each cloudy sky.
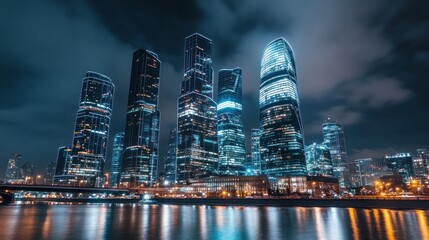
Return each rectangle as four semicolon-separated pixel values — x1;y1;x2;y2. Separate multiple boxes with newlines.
1;0;428;177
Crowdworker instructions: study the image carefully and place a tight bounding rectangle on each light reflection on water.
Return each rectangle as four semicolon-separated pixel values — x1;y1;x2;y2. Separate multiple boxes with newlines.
0;204;428;239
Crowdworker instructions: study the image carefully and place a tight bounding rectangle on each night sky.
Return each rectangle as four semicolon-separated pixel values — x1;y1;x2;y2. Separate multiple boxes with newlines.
1;0;428;177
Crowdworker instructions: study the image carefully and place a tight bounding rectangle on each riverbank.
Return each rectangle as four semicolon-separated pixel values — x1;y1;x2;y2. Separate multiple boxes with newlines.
152;198;429;210
12;197;142;204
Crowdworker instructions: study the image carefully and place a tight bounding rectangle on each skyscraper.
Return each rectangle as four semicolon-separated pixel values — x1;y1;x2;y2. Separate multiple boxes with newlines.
67;71;115;187
385;153;414;182
44;160;56;185
251;128;263;175
4;153;22;182
414;148;429;178
217;68;246;175
54;146;71;176
351;158;390;187
110;132;124;187
259;38;306;176
177;33;218;183
21;161;35;183
164;128;177;185
120;49;161;187
305;143;334;177
322;118;348;187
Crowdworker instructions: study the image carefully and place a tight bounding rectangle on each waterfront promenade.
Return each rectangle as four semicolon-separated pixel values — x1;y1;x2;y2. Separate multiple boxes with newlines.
152;197;429;210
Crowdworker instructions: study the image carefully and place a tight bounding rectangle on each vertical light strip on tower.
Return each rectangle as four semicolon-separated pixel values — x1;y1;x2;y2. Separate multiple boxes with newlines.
110;132;124;187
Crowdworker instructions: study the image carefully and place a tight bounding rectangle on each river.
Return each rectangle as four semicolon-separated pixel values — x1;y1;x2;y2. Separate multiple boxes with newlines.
0;203;428;239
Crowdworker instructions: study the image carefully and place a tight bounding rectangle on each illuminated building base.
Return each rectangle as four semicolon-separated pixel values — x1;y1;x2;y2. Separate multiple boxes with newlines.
141;176;339;198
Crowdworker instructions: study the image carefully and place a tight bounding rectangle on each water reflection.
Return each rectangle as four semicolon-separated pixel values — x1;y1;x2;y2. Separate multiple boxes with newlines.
382;209;395;240
0;204;428;239
417;210;429;239
348;208;360;240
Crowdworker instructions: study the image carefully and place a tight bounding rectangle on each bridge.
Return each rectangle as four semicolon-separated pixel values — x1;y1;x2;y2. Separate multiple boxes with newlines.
0;184;130;204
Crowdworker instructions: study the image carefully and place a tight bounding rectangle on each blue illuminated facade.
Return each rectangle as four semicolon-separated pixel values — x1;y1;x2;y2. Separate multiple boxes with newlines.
305;143;334;177
385;153;414;183
109;132;124;187
54;146;71;176
322;118;348;187
217;68;246;175
251;128;263;175
164;128;177;185
68;71;115;187
120;49;161;187
259;38;306;176
177;33;218;183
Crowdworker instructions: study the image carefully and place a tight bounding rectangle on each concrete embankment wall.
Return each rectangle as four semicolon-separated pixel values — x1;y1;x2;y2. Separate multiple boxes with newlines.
152;198;429;210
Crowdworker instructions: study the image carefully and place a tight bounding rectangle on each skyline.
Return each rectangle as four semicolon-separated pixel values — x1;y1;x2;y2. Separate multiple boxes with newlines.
1;1;429;177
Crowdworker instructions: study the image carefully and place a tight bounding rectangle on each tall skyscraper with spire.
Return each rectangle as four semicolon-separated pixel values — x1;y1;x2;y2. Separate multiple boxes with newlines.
217;68;246;175
259;38;306;176
67;71;115;187
177;33;218;183
120;49;161;187
322;118;348;187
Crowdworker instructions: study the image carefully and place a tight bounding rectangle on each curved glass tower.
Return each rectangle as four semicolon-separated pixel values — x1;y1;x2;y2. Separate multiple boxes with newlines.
259;38;306;176
217;68;246;175
68;71;115;186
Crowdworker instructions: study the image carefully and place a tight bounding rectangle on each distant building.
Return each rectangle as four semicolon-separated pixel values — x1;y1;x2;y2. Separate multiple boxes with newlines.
4;154;22;183
385;153;414;183
164;128;177;185
110;132;124;187
251;129;262;175
183;176;270;198
351;158;390;187
412;156;427;178
305;142;334;177
177;33;218;184
21;161;35;183
217;68;246;175
259;38;306;177
44;160;56;185
413;148;429;178
245;154;253;175
269;176;339;195
162;175;338;198
379;174;403;190
120;49;161;187
67;71;115;187
322;118;348;188
55;146;71;176
306;176;340;197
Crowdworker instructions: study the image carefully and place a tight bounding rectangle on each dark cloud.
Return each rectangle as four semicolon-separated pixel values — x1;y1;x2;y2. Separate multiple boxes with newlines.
0;0;428;178
86;0;203;68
